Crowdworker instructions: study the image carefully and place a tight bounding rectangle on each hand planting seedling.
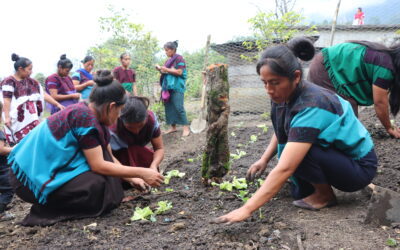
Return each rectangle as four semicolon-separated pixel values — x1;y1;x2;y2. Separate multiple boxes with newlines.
155;201;173;215
131;206;156;222
164;170;186;184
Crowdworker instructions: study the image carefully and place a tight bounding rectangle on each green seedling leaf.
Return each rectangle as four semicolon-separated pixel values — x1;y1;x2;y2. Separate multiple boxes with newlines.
219;181;234;191
165;188;174;192
250;135;258;143
131;206;154;221
235;121;244;128
260;112;270;119
187;158;194;163
237;143;244;147
257;178;265;186
232;177;248;190
257;124;269;133
230;150;247;160
155;201;173;215
231;131;236;137
164;170;186;184
235;190;250;202
386;238;397;247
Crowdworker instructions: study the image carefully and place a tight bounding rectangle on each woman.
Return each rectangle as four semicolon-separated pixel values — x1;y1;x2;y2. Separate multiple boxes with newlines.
72;55;96;100
156;41;190;137
8;70;164;226
113;53;137;96
45;54;80;114
353;7;365;25
110;96;164;191
1;53;64;145
214;38;378;224
308;40;400;138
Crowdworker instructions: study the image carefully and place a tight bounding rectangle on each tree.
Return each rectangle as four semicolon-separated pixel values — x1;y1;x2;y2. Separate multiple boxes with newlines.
33;72;46;89
88;6;160;96
242;2;315;61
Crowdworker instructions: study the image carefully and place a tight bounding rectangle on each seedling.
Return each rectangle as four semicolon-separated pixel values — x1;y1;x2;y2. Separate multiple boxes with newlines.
187;158;194;163
131;206;156;222
237;143;244;147
212;181;233;191
235;121;244;128
250;135;258;143
212;177;248;191
165;188;174;192
260;112;270;120
230;149;247;160
386;238;397;247
257;178;265;186
164;170;186;184
230;131;236;137
235;190;250;202
257;124;269;134
155;201;173;215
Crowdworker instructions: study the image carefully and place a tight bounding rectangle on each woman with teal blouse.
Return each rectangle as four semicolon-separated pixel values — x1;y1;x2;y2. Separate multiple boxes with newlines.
156;41;190;137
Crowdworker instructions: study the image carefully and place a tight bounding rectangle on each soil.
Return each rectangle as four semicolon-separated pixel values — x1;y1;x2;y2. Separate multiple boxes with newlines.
1;106;400;249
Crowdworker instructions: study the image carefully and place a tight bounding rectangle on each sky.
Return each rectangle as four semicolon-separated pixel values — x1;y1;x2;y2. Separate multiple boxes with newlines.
0;0;384;78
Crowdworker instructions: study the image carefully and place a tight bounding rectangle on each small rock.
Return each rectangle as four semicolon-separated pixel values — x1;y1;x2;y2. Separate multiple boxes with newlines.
258;228;270;237
169;222;186;232
272;229;281;239
66;242;72;247
274;222;287;230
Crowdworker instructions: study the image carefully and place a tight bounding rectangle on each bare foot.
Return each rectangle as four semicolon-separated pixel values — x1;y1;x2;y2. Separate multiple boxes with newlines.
182;127;190;137
164;128;177;134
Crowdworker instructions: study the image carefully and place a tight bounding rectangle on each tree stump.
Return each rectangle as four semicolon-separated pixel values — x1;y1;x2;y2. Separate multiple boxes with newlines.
202;64;230;184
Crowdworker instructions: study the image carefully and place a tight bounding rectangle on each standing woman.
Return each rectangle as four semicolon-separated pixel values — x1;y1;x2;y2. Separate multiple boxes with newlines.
308;40;400;138
45;54;80;114
156;41;190;137
9;70;164;226
1;53;64;145
214;38;377;223
72;56;96;100
113;53;137;96
110;96;164;190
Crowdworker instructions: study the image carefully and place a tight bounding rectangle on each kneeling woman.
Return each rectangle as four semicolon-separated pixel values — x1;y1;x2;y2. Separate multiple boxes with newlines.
215;38;378;223
110;96;164;190
9;70;164;226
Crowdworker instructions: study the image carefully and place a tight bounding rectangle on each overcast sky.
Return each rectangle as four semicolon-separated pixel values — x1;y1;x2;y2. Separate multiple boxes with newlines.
0;0;383;78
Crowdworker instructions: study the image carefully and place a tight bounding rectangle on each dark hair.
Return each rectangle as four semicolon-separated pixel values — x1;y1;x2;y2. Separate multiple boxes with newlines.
358;7;362;11
120;52;130;60
90;70;126;111
256;37;315;80
347;40;400;116
120;96;150;123
11;53;32;71
81;55;94;64
164;40;179;50
57;54;73;69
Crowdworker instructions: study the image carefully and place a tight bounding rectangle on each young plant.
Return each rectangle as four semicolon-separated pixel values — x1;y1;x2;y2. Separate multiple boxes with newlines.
165;188;174;192
235;190;250;202
250;135;258;143
155;201;173;215
187;158;194;163
230;149;247;160
257;124;269;134
230;131;236;137
232;177;248;190
212;181;234;192
131;206;156;222
164;170;186;184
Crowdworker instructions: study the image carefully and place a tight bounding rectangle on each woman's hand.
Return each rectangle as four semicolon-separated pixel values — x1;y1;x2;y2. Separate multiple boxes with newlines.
72;93;81;99
56;103;65;111
149;163;159;172
160;66;168;74
4;117;11;129
211;207;252;224
86;80;95;86
387;127;400;138
246;158;268;182
125;177;151;192
140;168;164;187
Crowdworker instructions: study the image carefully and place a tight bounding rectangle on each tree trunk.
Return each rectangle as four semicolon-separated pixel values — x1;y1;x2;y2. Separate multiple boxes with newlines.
201;64;230;184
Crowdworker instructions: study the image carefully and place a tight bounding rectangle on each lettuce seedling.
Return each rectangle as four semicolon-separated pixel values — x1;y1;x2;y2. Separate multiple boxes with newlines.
131;206;156;222
211;181;233;192
232;177;248;190
164;170;186;184
230;149;247;160
250;135;258;143
235;190;249;202
155;201;173;215
187;158;194;163
165;188;174;192
257;124;269;133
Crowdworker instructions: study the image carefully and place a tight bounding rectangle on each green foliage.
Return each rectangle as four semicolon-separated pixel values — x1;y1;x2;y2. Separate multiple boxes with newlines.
230;149;247;160
386;238;397;247
150;101;165;124
33;72;46;89
250;135;258;143
182;49;226;98
88;6;160;96
187;158;194;163
155;201;173;215
235;190;250;202
165;188;174;192
257;124;269;133
243;11;316;61
131;206;156;222
211;177;248;191
164;170;186;184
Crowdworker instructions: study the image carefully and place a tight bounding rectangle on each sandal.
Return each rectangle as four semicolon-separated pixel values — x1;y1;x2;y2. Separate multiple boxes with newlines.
293;199;337;211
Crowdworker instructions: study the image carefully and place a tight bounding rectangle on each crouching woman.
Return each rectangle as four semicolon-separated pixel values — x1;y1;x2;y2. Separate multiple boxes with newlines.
8;70;163;226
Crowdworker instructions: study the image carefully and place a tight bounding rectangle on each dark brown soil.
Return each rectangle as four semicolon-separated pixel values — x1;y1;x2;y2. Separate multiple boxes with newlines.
0;106;399;249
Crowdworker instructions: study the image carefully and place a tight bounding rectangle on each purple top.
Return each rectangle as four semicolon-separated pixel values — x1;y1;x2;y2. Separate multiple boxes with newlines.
113;66;136;84
45;73;76;94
